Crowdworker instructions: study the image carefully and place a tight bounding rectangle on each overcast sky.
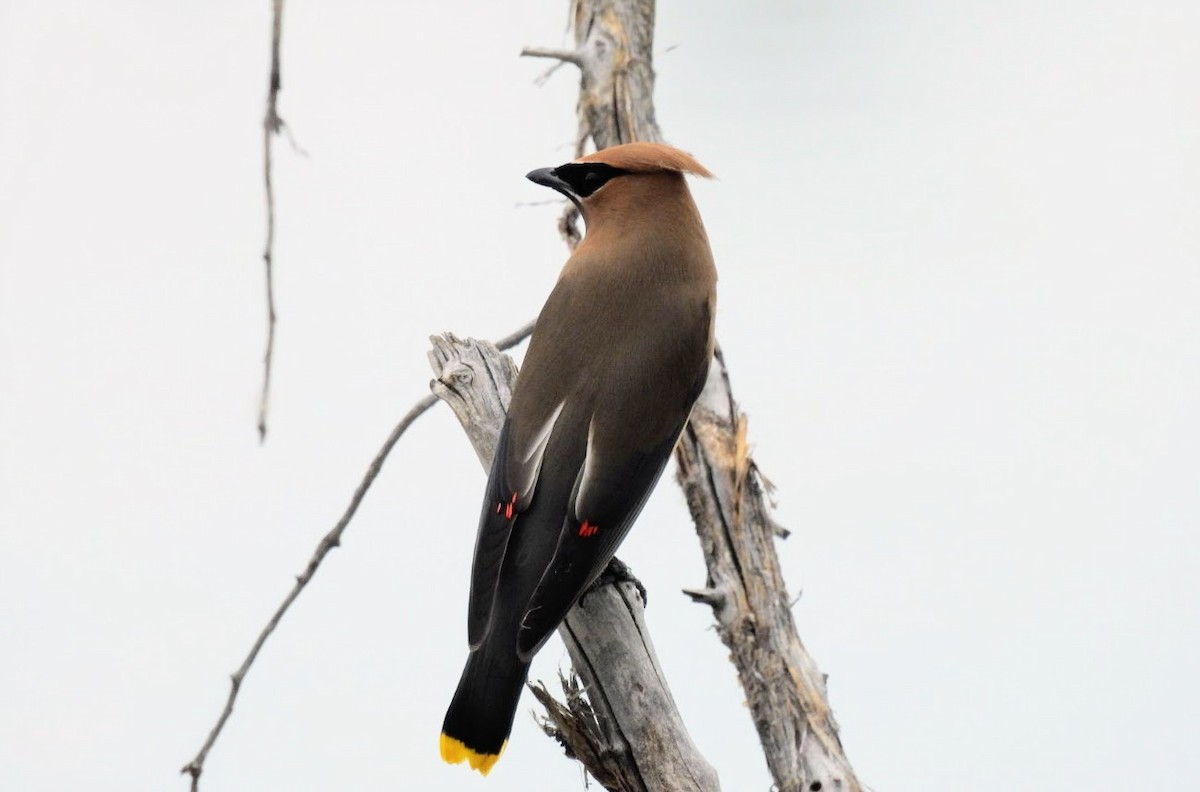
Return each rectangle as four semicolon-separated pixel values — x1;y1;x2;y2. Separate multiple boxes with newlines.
2;1;1198;790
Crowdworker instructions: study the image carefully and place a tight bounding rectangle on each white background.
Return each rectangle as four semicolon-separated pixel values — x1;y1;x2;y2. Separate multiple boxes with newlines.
2;1;1198;790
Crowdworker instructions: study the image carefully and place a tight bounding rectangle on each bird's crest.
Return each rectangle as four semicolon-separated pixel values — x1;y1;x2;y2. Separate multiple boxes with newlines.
576;142;713;179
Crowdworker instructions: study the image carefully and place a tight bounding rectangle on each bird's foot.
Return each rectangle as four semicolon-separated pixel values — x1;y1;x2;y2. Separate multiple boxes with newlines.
580;556;647;608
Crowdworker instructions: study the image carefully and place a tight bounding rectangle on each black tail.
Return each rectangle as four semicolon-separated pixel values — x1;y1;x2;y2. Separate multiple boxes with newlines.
439;644;530;775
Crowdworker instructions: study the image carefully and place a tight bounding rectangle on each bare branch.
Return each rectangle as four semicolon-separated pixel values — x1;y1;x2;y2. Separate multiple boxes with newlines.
531;59;569;88
493;318;536;352
520;45;584;66
181;393;433;790
681;586;727;609
182;323;532;791
678;360;862;792
257;0;285;443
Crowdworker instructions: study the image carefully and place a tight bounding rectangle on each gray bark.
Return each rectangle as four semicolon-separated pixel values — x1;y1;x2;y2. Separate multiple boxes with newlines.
678;356;862;792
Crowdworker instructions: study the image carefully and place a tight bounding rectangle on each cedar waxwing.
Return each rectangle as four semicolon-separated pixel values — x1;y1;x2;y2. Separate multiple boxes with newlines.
439;142;717;775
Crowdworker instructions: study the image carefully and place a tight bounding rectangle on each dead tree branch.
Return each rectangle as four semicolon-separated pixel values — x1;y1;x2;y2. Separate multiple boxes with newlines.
530;674;644;792
180;395;430;792
257;0;284;443
524;2;863;790
677;354;861;792
182;325;533;791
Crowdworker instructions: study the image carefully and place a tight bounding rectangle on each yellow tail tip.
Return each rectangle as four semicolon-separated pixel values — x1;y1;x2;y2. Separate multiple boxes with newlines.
439;733;506;776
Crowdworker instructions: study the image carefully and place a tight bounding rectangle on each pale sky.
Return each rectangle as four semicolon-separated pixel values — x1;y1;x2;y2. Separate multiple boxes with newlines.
2;2;1198;791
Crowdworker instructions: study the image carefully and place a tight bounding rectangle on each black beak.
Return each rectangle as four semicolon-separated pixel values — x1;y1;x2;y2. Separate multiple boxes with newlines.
526;167;583;212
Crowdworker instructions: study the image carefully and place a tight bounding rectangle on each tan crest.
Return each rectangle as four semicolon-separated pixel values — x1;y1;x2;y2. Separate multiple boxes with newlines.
576;142;713;178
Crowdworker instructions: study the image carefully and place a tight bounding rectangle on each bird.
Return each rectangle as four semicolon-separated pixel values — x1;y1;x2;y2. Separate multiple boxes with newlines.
439;141;717;775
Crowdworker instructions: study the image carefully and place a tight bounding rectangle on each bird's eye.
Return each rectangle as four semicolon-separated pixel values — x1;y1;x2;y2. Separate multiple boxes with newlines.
583;171;603;186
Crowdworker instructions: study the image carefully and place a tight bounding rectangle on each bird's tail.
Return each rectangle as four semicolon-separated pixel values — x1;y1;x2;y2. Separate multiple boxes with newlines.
440;644;530;776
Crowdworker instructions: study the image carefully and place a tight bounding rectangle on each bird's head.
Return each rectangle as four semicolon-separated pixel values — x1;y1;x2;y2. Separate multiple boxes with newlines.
526;142;712;223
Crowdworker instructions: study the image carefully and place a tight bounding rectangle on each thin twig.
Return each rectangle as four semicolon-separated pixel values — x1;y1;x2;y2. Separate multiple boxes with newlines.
279;120;308;157
520;45;584;66
257;0;285;443
182;394;434;791
493;318;535;350
514;199;565;208
181;322;533;791
532;58;568;87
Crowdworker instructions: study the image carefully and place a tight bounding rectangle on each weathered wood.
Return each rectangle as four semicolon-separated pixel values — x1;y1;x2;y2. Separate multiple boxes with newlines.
678;354;862;792
523;2;865;790
427;333;517;469
569;0;661;148
429;333;720;792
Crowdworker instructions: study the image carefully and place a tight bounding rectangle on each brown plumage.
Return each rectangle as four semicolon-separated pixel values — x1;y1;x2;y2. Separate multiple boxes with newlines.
440;142;716;775
575;142;714;177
